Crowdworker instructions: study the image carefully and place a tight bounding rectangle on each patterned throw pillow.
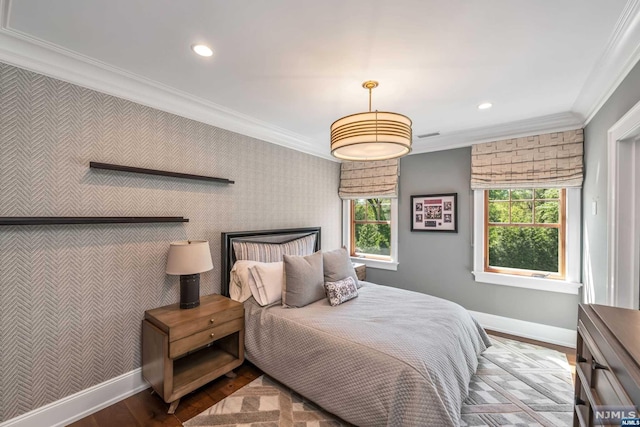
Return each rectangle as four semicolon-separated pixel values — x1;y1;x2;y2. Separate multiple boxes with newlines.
324;276;358;306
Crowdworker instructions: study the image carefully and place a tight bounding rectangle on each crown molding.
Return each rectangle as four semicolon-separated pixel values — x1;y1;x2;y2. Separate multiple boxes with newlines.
0;0;638;160
573;0;640;124
0;0;333;161
411;112;584;154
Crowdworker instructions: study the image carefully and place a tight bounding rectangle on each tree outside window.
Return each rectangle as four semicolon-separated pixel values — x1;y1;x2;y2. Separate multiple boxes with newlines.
486;188;565;278
351;198;392;259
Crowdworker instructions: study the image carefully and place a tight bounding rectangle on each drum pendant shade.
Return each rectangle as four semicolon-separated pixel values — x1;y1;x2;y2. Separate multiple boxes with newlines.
331;81;412;161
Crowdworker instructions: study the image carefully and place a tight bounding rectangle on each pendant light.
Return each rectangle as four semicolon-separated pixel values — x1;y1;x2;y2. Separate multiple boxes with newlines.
330;81;412;161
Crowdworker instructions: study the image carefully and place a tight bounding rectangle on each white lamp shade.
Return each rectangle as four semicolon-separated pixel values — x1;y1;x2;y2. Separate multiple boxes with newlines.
166;240;213;275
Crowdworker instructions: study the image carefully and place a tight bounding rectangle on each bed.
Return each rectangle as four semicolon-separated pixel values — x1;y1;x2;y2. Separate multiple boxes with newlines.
221;227;490;427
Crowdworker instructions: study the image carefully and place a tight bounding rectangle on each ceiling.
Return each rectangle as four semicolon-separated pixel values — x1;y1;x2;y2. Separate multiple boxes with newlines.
1;0;639;160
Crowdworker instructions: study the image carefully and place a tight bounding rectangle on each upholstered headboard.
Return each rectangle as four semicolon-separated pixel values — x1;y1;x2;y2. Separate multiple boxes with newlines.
220;227;321;297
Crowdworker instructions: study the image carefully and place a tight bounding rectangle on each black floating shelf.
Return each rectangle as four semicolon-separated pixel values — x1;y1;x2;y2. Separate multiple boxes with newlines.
0;217;189;226
90;162;234;184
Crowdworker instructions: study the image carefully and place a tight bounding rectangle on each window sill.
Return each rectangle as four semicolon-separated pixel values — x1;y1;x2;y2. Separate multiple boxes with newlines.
350;257;398;271
472;271;582;295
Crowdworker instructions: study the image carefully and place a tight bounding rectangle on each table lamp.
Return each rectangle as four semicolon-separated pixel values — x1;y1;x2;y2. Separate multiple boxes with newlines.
166;240;213;309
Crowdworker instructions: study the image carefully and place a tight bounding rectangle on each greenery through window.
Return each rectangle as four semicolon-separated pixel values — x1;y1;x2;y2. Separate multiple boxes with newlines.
351;198;392;259
486;189;565;278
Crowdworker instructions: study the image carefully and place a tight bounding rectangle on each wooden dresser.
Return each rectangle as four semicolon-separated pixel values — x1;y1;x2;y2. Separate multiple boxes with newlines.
574;304;640;426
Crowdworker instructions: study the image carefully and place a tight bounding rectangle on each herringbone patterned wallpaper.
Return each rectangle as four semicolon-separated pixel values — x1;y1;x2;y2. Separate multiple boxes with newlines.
0;62;341;421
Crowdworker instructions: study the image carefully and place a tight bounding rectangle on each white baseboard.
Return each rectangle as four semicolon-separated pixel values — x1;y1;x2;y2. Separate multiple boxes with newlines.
0;368;149;427
469;310;577;349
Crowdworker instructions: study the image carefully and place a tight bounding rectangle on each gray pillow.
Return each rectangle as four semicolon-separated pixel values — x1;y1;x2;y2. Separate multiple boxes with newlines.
323;247;359;287
283;251;325;307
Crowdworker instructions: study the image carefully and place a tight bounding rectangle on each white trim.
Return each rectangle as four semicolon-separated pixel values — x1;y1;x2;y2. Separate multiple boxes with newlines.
0;15;586;160
342;199;399;271
350;257;398;271
472;190;485;274
1;0;639;157
607;98;640;309
0;2;333;162
0;368;149;427
576;0;640;125
411;112;583;155
469;310;577;348
472;189;582;294
472;271;582;295
565;188;582;283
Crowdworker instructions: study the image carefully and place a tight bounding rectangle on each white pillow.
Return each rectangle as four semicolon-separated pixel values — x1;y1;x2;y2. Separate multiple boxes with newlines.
230;260;268;302
249;262;284;306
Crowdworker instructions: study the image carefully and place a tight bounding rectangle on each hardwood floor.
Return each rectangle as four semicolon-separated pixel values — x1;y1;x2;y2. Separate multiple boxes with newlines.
68;364;261;427
69;332;576;427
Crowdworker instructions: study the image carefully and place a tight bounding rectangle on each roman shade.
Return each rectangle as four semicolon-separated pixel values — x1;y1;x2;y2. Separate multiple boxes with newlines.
470;129;584;189
338;159;399;199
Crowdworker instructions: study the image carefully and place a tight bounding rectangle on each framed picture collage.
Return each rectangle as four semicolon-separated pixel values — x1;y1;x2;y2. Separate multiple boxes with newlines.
411;193;457;232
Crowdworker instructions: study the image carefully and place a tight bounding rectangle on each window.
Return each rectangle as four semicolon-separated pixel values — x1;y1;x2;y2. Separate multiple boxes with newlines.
343;198;398;271
473;188;581;295
485;189;565;279
351;198;392;259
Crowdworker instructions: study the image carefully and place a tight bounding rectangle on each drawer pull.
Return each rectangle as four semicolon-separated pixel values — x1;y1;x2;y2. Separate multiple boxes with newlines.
210;319;215;324
592;360;608;371
575;397;586;406
210;333;215;338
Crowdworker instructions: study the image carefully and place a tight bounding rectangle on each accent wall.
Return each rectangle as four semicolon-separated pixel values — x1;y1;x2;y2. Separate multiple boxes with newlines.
0;62;341;421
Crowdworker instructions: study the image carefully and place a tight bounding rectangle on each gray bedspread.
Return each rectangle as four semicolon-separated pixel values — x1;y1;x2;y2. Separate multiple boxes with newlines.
243;281;491;427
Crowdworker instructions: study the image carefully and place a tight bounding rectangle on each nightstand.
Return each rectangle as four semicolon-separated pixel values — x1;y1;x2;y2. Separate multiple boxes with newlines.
142;294;244;413
353;262;366;281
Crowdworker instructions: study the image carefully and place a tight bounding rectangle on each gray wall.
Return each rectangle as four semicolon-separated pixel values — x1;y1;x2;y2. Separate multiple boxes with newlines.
367;147;580;329
0;63;341;421
583;60;640;304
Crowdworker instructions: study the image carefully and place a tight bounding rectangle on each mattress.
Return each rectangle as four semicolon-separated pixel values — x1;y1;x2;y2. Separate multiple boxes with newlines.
243;281;491;426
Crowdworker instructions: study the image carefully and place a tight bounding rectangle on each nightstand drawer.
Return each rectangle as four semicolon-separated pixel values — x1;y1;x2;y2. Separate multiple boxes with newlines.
170;305;243;342
170;317;243;359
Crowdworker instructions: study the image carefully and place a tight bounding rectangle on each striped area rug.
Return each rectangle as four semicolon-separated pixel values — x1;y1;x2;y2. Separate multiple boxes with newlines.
462;335;574;426
184;375;347;426
184;335;574;427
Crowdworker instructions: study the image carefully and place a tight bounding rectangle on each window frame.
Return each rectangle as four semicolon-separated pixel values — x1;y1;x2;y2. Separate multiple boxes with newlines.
343;198;398;271
472;188;582;295
484;189;566;280
350;199;392;261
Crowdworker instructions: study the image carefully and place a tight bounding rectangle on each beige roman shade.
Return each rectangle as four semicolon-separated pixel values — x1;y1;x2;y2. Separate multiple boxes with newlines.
471;129;584;189
338;159;399;199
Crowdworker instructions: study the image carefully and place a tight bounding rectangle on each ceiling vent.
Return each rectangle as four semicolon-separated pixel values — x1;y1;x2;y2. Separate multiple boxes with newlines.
416;132;440;139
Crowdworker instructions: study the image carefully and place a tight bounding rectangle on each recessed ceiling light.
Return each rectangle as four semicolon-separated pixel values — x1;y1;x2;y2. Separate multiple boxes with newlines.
191;44;213;57
478;102;493;110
